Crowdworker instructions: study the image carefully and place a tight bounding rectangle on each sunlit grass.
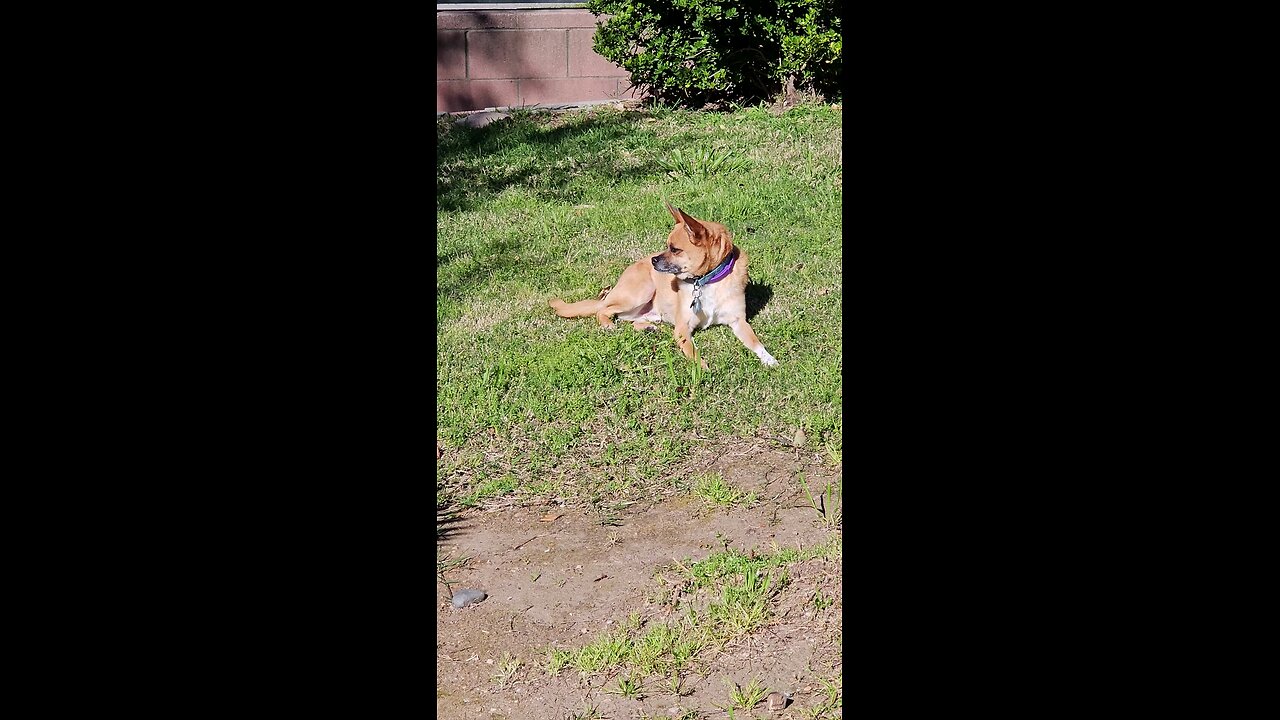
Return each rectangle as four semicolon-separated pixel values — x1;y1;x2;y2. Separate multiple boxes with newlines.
438;102;841;510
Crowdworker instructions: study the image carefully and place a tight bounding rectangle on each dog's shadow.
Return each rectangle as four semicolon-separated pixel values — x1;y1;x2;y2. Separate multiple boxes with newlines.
746;282;773;321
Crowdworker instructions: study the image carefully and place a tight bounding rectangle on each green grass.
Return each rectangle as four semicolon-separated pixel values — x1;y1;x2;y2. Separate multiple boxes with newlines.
707;565;783;635
798;673;842;719
543;539;839;682
604;673;646;699
436;552;470;591
724;678;769;711
691;471;756;509
563;705;608;720
798;472;842;529
491;652;522;690
656;146;750;178
437;101;841;509
664;671;692;697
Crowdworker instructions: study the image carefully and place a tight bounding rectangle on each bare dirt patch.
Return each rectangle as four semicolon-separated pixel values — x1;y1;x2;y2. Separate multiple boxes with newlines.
437;444;842;719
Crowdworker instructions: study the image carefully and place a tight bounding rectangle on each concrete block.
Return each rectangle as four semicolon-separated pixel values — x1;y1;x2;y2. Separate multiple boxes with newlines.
568;28;628;77
518;9;598;29
437;80;519;113
436;10;518;30
519;77;622;107
468;29;567;79
437;30;466;80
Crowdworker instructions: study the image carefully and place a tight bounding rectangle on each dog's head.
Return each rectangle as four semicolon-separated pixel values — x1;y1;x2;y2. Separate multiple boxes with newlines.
651;203;733;279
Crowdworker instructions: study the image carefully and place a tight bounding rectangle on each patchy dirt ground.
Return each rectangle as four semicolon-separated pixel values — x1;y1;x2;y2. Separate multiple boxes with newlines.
437;445;842;719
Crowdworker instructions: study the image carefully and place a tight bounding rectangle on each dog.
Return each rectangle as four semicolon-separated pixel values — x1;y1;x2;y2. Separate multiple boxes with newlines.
549;203;777;368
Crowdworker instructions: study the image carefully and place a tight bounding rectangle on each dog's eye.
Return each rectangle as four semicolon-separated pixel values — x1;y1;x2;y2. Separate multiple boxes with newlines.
670;247;681;254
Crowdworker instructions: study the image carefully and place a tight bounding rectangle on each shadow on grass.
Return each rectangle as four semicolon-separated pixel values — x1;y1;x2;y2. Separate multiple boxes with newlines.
437;110;676;213
437;509;466;544
746;281;773;320
435;232;526;317
437;109;706;309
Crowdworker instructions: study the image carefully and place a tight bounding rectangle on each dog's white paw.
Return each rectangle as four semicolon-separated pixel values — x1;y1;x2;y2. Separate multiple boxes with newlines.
759;350;778;366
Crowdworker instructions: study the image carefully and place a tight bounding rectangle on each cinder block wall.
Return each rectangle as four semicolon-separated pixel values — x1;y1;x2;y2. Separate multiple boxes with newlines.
437;9;637;113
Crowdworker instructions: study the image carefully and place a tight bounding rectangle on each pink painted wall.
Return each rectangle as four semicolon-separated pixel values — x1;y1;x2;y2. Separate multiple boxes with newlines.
437;9;639;113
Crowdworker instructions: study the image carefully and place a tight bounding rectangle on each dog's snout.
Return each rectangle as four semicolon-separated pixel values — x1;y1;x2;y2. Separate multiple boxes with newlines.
651;254;679;275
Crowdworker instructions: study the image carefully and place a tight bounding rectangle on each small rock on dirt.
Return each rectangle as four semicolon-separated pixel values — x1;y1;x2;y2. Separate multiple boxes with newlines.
455;111;509;128
452;589;487;608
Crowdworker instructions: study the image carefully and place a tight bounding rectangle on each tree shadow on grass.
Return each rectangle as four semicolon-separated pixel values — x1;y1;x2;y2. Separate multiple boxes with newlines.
436;109;703;307
437;110;681;213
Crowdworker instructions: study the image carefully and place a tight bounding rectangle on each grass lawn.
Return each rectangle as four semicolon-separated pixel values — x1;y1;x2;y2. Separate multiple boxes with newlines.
437;102;842;511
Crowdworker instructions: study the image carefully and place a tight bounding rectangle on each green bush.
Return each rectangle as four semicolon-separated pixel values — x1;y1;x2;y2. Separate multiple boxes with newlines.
586;0;841;107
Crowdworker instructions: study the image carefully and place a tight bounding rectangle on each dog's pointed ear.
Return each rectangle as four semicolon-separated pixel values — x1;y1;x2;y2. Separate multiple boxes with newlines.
680;213;711;244
678;210;710;244
664;201;681;222
664;203;710;244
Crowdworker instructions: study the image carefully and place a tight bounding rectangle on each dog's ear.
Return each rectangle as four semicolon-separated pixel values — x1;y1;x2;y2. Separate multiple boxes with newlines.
686;216;710;245
676;209;710;244
664;201;681;223
665;203;712;245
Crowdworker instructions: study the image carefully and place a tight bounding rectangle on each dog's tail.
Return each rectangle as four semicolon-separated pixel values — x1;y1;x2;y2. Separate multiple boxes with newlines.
548;296;604;318
549;286;611;318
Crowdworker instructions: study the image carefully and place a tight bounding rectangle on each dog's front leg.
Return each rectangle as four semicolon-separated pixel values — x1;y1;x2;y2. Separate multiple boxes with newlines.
730;320;778;366
673;312;709;370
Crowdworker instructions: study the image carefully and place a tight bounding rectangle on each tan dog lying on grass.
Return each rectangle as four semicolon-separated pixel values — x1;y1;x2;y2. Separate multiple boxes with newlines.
549;203;777;368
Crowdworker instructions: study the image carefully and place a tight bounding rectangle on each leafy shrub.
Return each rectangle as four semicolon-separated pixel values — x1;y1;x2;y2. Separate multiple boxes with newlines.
768;0;841;100
586;0;840;107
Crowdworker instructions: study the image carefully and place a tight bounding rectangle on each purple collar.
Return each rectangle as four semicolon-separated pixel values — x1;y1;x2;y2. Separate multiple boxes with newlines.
692;247;737;288
688;248;737;314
